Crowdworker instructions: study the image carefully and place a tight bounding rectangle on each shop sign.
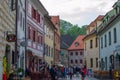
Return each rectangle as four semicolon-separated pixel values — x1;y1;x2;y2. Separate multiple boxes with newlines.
6;34;16;42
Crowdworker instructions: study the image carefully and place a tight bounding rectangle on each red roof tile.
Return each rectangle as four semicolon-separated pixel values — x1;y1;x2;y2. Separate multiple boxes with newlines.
68;35;85;50
86;15;104;29
94;15;104;22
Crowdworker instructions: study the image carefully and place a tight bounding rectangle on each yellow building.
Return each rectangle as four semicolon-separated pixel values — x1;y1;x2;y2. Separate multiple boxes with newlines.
44;16;56;66
83;16;103;72
0;0;16;79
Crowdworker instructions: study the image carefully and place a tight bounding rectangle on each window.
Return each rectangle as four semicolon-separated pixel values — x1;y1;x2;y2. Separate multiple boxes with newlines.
90;58;93;68
101;37;103;49
37;12;40;23
76;52;78;55
105;57;107;70
51;48;53;57
33;30;36;42
109;31;111;45
105;34;107;47
113;28;117;43
95;37;98;47
90;40;93;48
80;52;83;55
80;59;83;63
32;7;36;19
23;18;25;31
96;58;98;68
38;36;41;44
28;27;31;39
71;60;73;64
20;13;22;27
41;36;43;45
49;46;50;56
70;52;73;55
75;42;79;47
75;59;78;64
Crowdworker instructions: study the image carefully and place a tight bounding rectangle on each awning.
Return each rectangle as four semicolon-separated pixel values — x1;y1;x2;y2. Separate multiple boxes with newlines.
57;63;64;67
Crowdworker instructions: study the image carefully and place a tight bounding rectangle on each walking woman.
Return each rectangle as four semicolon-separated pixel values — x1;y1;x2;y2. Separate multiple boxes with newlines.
81;65;87;80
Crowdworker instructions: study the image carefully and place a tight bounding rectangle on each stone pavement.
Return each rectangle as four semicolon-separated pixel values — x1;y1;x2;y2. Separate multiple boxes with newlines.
58;75;99;80
58;75;112;80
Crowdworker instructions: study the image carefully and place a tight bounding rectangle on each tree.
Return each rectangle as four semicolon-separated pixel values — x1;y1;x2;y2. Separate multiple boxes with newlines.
60;19;87;39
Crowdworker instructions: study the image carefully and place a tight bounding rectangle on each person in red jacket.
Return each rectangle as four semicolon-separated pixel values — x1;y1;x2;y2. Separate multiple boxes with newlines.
81;65;87;80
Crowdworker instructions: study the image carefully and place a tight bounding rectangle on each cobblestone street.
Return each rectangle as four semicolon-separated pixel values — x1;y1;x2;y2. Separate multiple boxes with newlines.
59;75;100;80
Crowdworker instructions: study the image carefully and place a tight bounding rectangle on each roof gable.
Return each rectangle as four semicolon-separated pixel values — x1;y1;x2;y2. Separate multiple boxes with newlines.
68;35;85;50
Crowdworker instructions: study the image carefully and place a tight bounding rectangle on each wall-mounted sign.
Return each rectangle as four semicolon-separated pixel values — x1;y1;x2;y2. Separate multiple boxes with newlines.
6;34;16;42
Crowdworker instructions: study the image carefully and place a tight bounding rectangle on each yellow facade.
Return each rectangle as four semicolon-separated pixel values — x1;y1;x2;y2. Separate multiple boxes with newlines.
44;17;55;67
0;0;15;79
84;34;99;71
83;16;103;72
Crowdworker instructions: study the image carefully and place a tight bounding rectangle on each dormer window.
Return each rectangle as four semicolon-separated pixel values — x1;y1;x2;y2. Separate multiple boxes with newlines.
75;42;79;47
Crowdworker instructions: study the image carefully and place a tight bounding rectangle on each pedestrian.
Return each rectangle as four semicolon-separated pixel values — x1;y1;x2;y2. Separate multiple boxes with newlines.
81;65;87;80
50;65;57;80
69;67;73;80
109;64;113;79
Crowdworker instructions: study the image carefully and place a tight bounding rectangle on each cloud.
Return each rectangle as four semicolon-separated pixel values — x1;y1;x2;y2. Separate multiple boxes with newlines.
40;0;117;26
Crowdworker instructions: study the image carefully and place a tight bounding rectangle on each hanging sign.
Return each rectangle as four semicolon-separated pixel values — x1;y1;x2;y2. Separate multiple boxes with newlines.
6;34;16;42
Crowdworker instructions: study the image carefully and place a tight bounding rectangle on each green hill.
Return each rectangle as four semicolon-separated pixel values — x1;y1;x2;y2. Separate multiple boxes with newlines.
60;19;87;39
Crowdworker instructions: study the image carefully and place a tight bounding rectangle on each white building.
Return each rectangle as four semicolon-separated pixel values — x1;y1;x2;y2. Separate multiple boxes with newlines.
97;1;120;70
17;0;26;74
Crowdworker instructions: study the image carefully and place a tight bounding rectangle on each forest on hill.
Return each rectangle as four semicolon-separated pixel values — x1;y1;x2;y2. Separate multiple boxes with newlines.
60;19;87;39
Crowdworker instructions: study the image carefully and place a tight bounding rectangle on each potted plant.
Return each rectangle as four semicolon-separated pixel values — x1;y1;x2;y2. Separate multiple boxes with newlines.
17;68;24;77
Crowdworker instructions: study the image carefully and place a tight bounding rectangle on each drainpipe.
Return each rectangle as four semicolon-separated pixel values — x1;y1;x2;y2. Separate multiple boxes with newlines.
54;31;55;65
24;0;27;77
15;0;18;78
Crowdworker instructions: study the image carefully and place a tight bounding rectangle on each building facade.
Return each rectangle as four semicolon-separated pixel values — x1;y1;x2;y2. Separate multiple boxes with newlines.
83;16;103;71
60;35;74;67
26;0;48;72
17;0;26;73
68;35;84;67
51;16;60;65
97;1;120;71
0;0;16;79
60;39;69;67
44;16;55;67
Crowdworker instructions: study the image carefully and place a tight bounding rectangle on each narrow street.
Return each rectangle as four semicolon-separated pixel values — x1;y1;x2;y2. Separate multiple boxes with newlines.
59;75;99;80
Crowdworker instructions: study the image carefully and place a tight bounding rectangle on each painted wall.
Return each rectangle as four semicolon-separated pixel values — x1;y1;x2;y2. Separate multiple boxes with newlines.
0;0;15;79
68;50;84;67
44;17;54;66
84;35;99;71
99;17;120;70
17;0;26;71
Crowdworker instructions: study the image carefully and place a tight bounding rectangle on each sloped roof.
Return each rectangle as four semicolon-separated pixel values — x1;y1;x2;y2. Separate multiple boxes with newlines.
61;35;74;47
68;35;85;50
60;40;69;49
94;15;104;22
83;29;96;40
86;15;104;30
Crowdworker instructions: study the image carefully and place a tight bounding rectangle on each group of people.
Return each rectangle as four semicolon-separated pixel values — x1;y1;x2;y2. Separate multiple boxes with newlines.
68;65;87;80
49;65;87;80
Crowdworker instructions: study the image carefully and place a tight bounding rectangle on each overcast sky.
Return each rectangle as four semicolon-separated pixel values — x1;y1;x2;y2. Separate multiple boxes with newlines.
40;0;117;27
